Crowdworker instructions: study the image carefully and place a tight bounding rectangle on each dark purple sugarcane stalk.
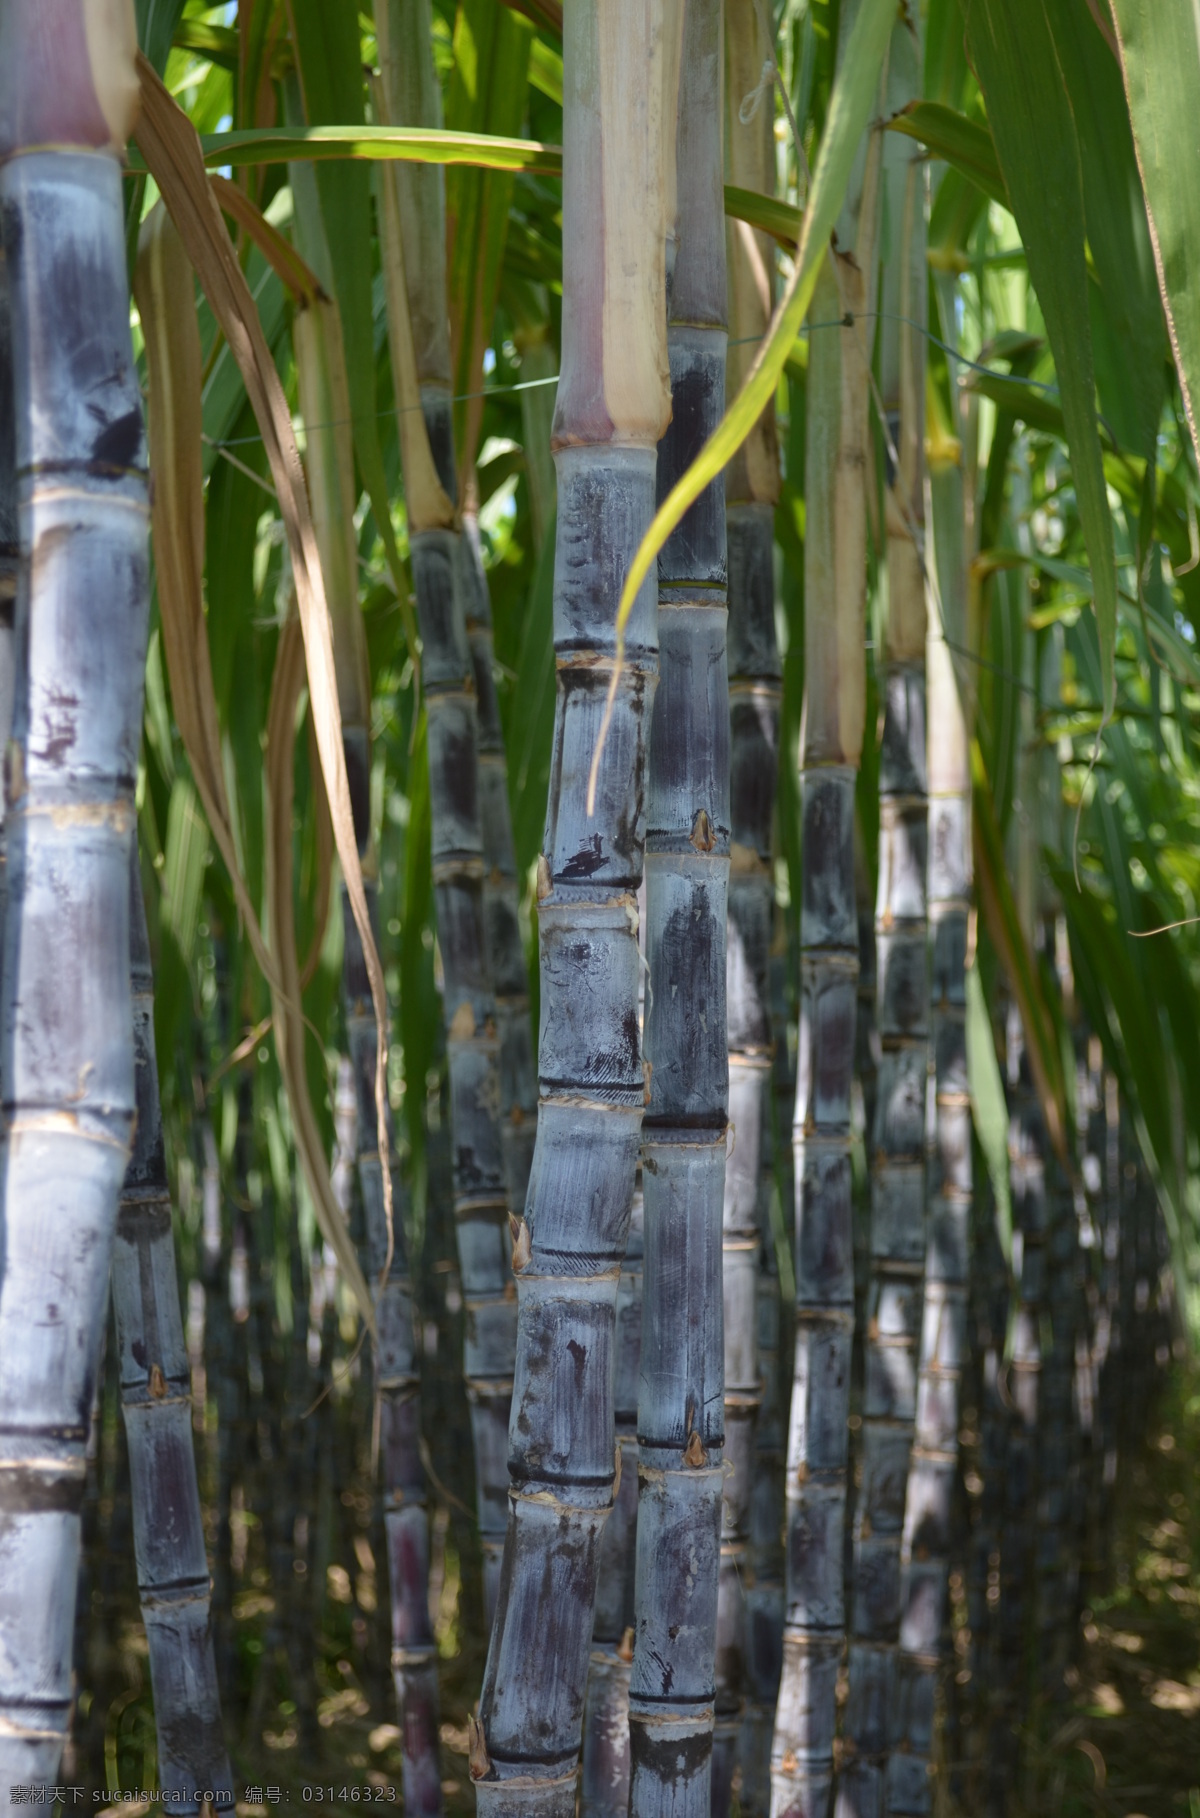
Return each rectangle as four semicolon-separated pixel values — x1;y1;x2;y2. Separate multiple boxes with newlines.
111;850;234;1810
714;3;784;1806
472;2;675;1809
628;2;729;1811
0;8;149;1793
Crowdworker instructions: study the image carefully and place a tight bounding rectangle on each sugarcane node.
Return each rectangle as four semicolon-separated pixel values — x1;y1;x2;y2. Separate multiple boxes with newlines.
684;1429;707;1469
467;1713;491;1781
536;852;552;900
448;999;476;1042
618;1626;635;1664
508;1213;531;1273
690;807;716;852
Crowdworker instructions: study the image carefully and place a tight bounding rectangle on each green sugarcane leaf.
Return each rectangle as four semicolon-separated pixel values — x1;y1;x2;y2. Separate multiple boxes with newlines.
1044;3;1166;465
287;2;412;630
886;99;1007;208
610;0;896;660
965;370;1070;442
528;36;562;105
446;0;533;477
1110;1;1200;475
137;0;188;76
963;0;1119;717
126;122;566;174
724;183;801;249
971;737;1069;1161
966;960;1012;1260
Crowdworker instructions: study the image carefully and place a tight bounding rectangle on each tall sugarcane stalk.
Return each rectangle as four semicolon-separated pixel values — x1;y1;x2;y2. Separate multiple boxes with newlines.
715;5;784;1807
459;515;538;1215
628;4;729;1811
473;4;674;1809
886;312;973;1818
111;848;233;1812
286;140;441;1812
375;0;515;1620
836;16;929;1813
0;8;148;1794
771;13;882;1812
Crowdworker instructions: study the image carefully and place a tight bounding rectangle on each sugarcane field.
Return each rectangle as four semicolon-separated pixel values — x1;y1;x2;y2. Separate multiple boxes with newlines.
7;0;1200;1813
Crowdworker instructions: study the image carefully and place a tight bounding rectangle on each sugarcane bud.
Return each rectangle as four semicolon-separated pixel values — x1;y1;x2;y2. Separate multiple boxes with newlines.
508;1213;531;1274
467;1714;491;1781
689;808;716;852
618;1626;635;1664
536;852;552;900
683;1429;707;1469
448;999;476;1041
5;739;23;805
149;1363;167;1399
612;1442;622;1498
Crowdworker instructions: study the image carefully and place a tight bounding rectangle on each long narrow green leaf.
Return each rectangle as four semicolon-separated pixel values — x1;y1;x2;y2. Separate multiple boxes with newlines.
126;122;565;174
966;962;1012;1259
886;98;1007;207
607;0;895;669
1110;2;1200;474
287;3;410;637
963;0;1119;716
1046;5;1165;465
971;737;1069;1160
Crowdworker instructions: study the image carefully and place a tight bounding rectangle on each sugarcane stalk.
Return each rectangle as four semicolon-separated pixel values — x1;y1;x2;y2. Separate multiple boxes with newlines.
714;7;783;1808
376;0;516;1623
0;8;148;1796
286;136;442;1810
886;333;972;1818
835;14;930;1812
111;847;234;1811
0;243;14;922
627;7;729;1812
473;3;675;1809
459;514;538;1216
579;1180;643;1818
771;9;883;1811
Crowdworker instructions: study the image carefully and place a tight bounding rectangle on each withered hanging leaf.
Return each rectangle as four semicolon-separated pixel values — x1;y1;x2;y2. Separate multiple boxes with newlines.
134;52;390;1326
210;172;325;305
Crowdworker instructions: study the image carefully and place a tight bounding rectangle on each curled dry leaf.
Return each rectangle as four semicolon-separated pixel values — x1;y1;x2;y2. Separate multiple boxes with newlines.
133;59;385;1328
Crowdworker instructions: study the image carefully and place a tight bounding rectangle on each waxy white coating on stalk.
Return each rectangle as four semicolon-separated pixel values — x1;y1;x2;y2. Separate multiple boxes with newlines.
836;15;931;1815
0;5;147;1793
629;4;729;1813
113;855;233;1812
772;8;882;1811
714;3;784;1807
476;6;673;1813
